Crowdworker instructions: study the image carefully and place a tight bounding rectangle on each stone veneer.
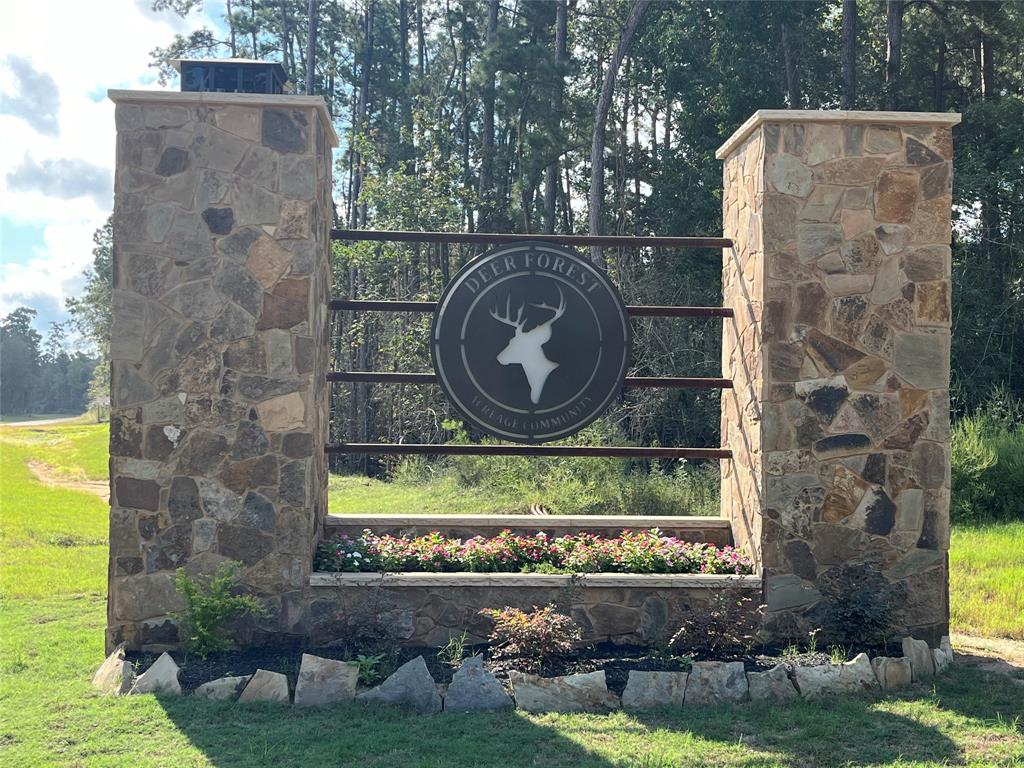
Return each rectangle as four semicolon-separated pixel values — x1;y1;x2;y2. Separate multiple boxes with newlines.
106;90;336;651
718;110;959;644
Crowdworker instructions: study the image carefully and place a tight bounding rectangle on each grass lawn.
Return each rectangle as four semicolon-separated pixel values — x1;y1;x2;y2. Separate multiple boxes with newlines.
1;420;1022;767
950;522;1024;640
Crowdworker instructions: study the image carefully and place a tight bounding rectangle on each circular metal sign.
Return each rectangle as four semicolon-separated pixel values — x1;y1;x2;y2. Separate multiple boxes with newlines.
432;241;631;443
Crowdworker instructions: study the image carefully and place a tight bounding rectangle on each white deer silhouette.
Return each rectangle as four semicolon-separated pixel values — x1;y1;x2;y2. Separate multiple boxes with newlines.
490;288;566;404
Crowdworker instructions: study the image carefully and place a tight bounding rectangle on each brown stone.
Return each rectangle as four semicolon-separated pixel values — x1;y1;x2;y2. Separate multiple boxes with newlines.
218;525;274;565
218;455;279;494
905;137;943;166
902;246;948;282
844;355;888;387
865;125;901;154
920;164;949;200
794;282;829;326
277;200;312;239
900;389;930;418
884;413;929;450
817;157;885;185
763;194;800;248
841;208;875;239
874;170;920;224
115;478;160;511
914;282;950;325
168;476;203;525
831;296;869;344
806;329;866;373
840;233;882;274
912;195;953;244
767;341;803;382
257;278;310;330
144;425;178;461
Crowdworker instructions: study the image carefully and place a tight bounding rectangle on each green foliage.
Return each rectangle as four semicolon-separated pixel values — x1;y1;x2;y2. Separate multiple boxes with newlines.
951;393;1024;524
480;604;581;667
437;631;469;667
353;652;387;686
667;586;764;655
173;562;267;659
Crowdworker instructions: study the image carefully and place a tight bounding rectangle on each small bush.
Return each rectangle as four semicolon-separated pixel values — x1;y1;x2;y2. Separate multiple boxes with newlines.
174;562;267;659
951;396;1024;523
480;604;581;666
668;586;764;655
816;563;903;646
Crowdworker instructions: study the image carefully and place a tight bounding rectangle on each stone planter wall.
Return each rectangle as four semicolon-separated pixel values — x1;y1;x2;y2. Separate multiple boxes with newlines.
718;111;959;644
105;90;337;651
305;573;763;648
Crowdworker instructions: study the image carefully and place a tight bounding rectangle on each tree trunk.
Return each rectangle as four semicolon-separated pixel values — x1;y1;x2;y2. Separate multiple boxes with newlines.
885;0;904;110
841;0;856;109
399;0;413;154
227;0;237;56
351;2;374;228
781;20;801;108
543;0;568;235
479;0;499;231
589;0;651;264
305;0;318;94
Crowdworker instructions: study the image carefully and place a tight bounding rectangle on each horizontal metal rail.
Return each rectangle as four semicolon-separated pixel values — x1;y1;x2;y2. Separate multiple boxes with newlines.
327;371;732;389
325;443;732;460
330;229;732;249
328;299;732;318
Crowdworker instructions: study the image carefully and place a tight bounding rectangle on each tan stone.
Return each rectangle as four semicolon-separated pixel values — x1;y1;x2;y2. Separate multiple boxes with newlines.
902;245;949;281
914;282;950;326
215;107;260;142
899;389;930;418
277;200;312;238
825;274;873;297
874;170;920;224
800;185;844;222
841;208;875;238
912;195;953;244
256;391;306;431
844;356;888;388
804;125;843;165
246;234;292;289
865;125;902;154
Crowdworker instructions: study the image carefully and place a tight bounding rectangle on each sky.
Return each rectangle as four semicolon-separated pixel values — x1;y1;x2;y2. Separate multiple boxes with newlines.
0;0;227;338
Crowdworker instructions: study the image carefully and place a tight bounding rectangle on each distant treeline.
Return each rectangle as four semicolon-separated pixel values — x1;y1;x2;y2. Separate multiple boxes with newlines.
0;308;99;417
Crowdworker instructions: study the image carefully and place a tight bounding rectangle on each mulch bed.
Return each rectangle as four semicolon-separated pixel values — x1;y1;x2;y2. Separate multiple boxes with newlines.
129;641;891;696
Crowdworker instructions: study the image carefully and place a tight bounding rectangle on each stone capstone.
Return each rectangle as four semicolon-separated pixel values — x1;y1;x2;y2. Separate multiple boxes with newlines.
356;656;442;714
870;657;912;690
239;669;291;703
902;637;935;681
92;643;134;695
620;670;688;710
747;664;798;703
129;652;181;695
194;675;252;700
509;670;619;714
684;661;748;705
443;655;514;713
294;653;359;707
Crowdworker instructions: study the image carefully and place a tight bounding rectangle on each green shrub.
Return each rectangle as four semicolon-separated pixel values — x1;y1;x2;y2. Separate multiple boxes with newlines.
951;395;1024;524
174;562;268;659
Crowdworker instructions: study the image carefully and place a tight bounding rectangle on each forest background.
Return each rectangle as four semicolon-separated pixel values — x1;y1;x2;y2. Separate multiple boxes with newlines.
5;0;1021;517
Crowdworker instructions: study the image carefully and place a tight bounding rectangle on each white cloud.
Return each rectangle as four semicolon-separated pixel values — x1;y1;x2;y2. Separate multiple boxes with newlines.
0;0;225;329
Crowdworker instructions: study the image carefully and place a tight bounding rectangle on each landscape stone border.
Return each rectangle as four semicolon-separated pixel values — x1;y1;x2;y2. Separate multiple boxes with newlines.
94;635;955;712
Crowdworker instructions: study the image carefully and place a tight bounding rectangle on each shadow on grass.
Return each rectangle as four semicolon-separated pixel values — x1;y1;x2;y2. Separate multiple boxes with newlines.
153;667;1024;768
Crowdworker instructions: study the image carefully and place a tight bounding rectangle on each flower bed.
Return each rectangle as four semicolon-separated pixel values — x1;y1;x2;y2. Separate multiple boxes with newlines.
314;528;753;575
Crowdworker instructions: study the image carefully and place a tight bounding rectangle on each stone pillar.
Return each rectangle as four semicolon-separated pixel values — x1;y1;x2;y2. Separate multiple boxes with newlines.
106;90;336;651
718;110;959;644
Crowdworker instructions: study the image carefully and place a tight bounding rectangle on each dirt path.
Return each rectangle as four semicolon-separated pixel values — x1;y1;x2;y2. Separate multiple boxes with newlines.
1;415;83;427
27;460;109;503
952;634;1024;683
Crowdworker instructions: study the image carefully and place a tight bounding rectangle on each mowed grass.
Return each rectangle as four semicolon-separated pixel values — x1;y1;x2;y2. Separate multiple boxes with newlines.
0;420;1022;766
950;522;1024;640
329;473;525;514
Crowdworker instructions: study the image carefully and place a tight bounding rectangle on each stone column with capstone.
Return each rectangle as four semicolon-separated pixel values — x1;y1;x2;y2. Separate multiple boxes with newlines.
718;110;958;645
106;90;336;651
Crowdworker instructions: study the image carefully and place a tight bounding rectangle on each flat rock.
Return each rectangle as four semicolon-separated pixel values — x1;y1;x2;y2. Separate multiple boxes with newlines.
902;637;935;681
685;661;748;705
794;664;841;698
92;643;134;695
129;652;181;696
621;670;688;710
836;653;879;693
747;664;798;703
932;648;950;675
509;670;619;714
356;656;442;714
871;657;912;690
194;675;251;701
444;656;514;713
238;669;290;703
294;653;359;707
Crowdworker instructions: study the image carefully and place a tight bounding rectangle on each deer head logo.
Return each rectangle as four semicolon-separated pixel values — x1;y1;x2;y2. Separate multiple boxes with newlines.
490;287;566;405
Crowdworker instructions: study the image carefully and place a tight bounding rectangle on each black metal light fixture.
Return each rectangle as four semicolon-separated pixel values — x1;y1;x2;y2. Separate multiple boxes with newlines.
171;58;289;95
